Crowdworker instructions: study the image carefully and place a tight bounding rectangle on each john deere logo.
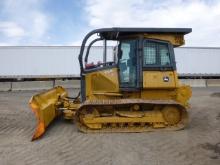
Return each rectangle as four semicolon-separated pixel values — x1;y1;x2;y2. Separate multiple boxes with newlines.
163;76;169;82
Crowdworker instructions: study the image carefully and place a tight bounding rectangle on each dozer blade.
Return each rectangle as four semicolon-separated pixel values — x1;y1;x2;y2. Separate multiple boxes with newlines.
29;86;68;141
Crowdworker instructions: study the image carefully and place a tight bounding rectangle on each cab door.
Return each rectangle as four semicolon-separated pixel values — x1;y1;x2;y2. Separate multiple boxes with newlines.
119;40;139;90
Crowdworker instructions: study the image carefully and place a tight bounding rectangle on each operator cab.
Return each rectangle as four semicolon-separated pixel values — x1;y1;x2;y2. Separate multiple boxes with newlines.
78;28;191;100
118;39;176;89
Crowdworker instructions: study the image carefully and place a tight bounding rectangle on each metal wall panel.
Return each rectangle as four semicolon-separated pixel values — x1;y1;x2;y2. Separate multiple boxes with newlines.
0;46;113;76
174;47;220;74
0;46;219;76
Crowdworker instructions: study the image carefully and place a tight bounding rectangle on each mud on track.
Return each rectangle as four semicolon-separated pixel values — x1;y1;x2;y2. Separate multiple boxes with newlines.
0;88;220;165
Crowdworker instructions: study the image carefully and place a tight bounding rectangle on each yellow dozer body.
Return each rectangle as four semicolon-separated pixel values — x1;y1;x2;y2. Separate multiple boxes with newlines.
29;28;192;141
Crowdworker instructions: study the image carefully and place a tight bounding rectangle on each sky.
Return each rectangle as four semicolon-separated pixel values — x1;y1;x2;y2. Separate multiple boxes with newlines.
0;0;220;46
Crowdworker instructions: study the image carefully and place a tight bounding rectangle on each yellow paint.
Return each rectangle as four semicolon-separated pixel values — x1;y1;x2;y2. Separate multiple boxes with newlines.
141;89;176;100
83;110;165;124
93;92;122;96
143;71;178;89
85;67;120;99
144;34;185;46
175;85;192;106
29;86;68;140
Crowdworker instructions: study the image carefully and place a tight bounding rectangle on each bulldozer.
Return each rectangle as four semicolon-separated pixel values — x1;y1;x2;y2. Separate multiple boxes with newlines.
29;27;192;141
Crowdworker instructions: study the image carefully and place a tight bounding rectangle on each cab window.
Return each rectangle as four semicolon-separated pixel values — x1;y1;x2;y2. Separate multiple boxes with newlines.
159;44;170;66
144;42;156;65
119;40;137;88
143;41;171;66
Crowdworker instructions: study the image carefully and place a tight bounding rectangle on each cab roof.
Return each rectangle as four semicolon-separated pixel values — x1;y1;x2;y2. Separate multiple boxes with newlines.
96;27;192;40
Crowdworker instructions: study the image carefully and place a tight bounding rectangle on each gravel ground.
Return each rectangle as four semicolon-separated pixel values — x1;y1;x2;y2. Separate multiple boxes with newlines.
0;87;220;165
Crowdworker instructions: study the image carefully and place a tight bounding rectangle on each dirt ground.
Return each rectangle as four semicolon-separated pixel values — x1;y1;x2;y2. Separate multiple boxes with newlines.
0;88;220;165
